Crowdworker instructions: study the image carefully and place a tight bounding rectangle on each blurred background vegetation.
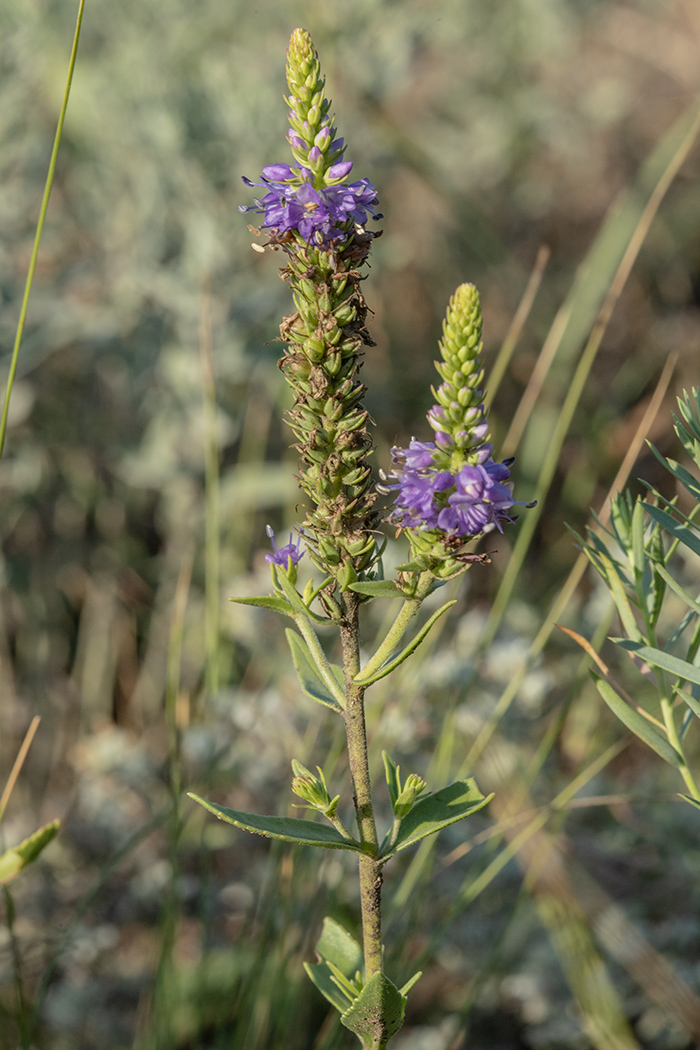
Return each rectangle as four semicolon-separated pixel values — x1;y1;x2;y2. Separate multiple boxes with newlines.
1;0;700;1047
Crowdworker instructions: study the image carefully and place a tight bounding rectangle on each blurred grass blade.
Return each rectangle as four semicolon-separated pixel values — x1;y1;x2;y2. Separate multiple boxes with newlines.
0;716;40;825
503;99;700;458
484;99;700;647
485;244;550;409
0;0;86;458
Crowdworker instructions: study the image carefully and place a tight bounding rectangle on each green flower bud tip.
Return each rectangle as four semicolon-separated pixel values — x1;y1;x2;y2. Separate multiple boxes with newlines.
291;760;337;816
394;773;427;818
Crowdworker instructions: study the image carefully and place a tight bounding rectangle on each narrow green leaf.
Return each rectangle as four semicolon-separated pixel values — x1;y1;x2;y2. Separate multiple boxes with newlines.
382;780;492;858
679;794;700;812
0;819;60;885
651;449;700;504
642;503;700;560
674;684;700;721
591;673;682;767
340;971;406;1043
614;639;700;687
188;794;366;852
285;629;344;712
653;563;700;617
354;600;456;686
382;751;401;810
399;971;423;997
230;594;293;616
304;961;355;1014
599;553;643;641
631;499;645;579
348;580;404;598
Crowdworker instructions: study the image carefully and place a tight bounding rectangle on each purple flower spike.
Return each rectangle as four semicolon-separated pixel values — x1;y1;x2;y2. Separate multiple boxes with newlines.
265;525;305;567
382;440;528;541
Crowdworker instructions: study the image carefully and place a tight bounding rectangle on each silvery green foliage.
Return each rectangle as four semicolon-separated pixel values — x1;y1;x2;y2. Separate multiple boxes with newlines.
579;388;700;809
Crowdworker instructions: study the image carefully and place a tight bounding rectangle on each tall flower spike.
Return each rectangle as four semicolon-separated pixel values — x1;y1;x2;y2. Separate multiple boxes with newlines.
381;284;532;580
243;30;382;590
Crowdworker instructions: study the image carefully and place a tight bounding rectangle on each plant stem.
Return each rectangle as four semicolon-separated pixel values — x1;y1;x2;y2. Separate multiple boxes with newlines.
341;592;383;980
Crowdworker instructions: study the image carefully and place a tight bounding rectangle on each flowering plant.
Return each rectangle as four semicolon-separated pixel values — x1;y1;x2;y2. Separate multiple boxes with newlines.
190;29;530;1049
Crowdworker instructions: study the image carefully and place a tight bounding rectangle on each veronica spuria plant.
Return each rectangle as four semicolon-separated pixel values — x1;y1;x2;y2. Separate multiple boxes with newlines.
189;29;531;1049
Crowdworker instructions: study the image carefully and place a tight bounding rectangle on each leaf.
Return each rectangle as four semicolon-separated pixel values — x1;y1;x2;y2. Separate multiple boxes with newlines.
382;751;401;810
340;970;407;1044
382;779;492;858
0;819;60;886
188;794;366;852
354;600;456;687
399;971;422;997
679;794;700;812
654;563;700;618
673;684;700;721
230;594;293;616
348;580;404;598
591;673;683;767
315;917;363;977
614;639;700;688
304;917;364;1014
285;629;344;712
304;961;356;1014
642;503;700;560
598;553;643;641
650;449;700;504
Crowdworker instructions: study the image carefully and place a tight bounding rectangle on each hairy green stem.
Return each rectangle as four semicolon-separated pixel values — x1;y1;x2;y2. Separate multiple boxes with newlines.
341;593;383;981
357;572;434;683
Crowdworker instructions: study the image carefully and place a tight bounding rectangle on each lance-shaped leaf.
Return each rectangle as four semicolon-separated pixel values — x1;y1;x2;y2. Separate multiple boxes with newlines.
614;639;700;688
591;673;682;767
188;794;366;852
304;917;364;1014
381;779;492;859
0;819;60;886
655;563;700;618
354;600;456;687
674;683;700;721
340;970;407;1044
230;594;293;616
642;503;700;560
285;629;345;711
679;794;700;812
348;580;404;598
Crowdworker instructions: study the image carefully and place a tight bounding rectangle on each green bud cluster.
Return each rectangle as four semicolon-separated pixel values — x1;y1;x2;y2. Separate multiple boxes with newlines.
291;760;340;818
285;28;345;181
429;283;490;474
393;773;427;819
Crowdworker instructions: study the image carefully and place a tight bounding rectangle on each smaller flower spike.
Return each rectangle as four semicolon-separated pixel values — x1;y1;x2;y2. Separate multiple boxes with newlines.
380;284;533;578
265;525;305;568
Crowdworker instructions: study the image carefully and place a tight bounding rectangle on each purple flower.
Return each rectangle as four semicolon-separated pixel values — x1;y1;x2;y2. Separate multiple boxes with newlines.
381;441;522;540
240;163;381;246
265;525;305;567
436;460;517;536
